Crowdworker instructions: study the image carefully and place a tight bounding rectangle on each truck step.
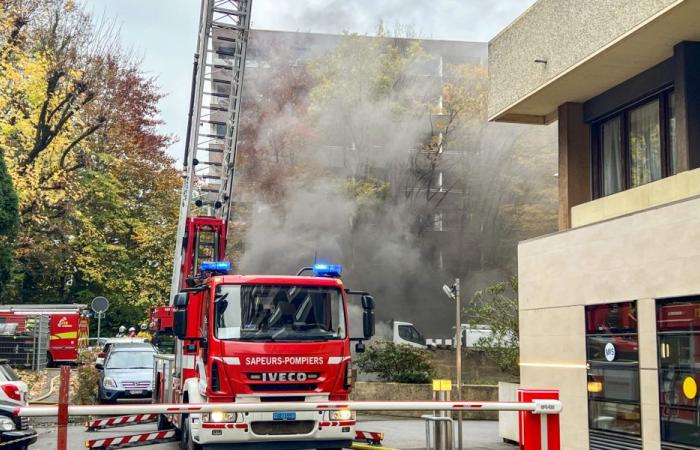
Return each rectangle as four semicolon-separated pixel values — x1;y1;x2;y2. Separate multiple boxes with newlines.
85;429;178;449
84;414;158;431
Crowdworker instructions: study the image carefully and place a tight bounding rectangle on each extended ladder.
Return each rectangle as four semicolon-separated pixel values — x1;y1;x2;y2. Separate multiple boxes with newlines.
169;0;253;301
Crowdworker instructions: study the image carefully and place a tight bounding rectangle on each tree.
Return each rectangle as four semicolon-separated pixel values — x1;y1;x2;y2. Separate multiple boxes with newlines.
466;277;519;374
0;150;18;294
355;341;435;384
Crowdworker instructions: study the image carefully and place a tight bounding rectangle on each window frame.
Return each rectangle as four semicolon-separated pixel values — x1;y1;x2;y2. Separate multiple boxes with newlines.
592;88;676;198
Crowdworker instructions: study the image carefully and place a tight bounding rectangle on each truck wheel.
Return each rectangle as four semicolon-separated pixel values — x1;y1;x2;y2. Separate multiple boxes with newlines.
157;413;170;431
46;352;54;368
180;415;202;450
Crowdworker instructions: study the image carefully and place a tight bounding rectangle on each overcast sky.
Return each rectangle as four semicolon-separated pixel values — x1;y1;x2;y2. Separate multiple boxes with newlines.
81;0;536;160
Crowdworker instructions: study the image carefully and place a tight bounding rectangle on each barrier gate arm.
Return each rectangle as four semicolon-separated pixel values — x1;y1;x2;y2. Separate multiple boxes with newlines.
8;400;562;417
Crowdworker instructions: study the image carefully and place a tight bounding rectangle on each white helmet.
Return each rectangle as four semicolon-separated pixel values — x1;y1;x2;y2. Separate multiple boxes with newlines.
140;323;148;331
128;327;136;332
118;325;126;332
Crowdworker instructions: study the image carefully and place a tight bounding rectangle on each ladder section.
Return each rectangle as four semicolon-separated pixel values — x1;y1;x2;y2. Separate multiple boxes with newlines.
170;0;252;301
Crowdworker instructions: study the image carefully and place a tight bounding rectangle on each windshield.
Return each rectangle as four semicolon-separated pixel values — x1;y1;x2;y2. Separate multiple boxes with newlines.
215;284;346;342
106;351;155;369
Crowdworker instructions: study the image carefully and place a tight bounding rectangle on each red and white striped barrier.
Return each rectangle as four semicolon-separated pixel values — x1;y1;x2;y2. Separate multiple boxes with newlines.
12;400;562;417
85;414;157;431
355;429;384;444
85;430;177;449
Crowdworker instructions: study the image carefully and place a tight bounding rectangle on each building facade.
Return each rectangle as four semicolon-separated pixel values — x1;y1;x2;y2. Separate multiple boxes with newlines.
489;1;700;449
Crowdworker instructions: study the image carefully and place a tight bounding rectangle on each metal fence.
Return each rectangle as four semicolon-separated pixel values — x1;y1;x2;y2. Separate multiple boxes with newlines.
0;314;49;370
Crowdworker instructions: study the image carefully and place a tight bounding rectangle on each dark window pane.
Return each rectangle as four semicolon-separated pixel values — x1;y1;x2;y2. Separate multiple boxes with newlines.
587;335;639;363
601;117;623;196
586;302;638;335
588;400;641;435
588;366;640;403
657;297;700;448
661;406;700;447
629;100;662;187
669;92;678;175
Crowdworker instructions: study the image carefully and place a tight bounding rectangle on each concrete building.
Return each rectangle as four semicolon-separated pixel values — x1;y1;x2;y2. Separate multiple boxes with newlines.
489;1;700;449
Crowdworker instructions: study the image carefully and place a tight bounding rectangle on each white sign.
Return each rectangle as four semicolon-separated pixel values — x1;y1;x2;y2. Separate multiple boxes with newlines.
604;342;616;362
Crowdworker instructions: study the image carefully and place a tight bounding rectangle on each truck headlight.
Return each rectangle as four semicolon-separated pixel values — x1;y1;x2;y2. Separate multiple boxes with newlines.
330;409;353;421
0;417;15;431
205;411;237;423
103;377;117;389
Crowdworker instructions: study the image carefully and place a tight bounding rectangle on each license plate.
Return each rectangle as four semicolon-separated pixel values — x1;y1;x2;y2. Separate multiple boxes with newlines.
128;390;144;395
273;412;296;421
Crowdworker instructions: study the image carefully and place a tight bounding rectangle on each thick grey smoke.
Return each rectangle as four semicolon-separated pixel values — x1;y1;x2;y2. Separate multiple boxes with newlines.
235;31;558;338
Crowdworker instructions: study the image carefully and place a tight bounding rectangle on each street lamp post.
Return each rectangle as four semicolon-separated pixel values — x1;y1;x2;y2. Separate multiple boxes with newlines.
442;279;462;450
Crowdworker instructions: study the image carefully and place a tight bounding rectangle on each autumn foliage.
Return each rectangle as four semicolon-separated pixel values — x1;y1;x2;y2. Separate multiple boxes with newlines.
0;0;179;329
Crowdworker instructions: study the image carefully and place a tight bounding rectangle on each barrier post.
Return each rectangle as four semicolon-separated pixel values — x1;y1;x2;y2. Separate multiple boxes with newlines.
57;366;70;450
518;389;560;450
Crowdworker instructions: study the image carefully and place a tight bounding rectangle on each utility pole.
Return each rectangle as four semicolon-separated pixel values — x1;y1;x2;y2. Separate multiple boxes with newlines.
442;279;463;450
454;278;462;450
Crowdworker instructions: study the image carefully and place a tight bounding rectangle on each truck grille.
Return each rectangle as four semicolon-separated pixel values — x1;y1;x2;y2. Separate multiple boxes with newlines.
14;416;28;431
122;381;151;389
249;383;317;392
251;420;315;435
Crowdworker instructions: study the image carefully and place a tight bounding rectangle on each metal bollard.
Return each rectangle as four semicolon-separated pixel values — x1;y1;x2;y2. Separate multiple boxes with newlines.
432;380;453;450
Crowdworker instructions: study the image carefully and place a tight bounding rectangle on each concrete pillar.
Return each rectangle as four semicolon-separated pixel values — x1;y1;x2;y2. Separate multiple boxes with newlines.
557;103;591;230
637;298;661;450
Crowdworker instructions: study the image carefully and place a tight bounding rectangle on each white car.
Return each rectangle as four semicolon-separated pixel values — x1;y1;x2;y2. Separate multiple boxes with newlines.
95;337;148;367
0;360;27;406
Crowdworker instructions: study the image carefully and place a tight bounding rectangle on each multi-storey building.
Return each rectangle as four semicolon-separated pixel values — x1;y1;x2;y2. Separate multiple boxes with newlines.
489;1;700;449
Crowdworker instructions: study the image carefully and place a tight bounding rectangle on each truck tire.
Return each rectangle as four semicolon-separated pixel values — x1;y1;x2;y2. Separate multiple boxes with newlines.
157;413;170;431
180;414;202;450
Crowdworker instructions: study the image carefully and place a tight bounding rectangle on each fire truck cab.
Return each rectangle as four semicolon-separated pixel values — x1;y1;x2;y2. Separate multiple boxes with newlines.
155;262;375;450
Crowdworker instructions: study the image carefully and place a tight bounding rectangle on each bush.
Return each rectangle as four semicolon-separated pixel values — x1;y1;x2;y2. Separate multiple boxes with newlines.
73;352;100;405
355;341;434;384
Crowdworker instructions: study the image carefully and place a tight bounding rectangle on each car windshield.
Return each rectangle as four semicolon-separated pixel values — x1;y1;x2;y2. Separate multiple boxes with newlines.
0;363;18;382
105;351;155;369
215;284;346;342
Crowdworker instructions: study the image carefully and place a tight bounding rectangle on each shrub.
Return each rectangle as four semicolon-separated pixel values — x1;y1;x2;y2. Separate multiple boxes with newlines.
355;341;434;384
73;352;100;405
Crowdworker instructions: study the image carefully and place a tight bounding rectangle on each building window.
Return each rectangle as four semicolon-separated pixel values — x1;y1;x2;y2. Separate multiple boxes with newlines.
593;89;676;197
657;298;700;448
585;302;641;437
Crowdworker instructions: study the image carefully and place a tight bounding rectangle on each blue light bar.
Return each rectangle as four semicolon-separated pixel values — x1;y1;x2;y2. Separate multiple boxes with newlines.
312;263;342;278
201;261;231;274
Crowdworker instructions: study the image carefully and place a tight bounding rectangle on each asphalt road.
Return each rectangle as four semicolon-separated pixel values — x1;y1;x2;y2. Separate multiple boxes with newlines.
31;417;514;450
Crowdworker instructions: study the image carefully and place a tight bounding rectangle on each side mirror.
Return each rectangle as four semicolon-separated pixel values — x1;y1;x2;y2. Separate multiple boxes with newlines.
363;310;375;339
173;293;189;339
361;295;375;310
94;362;103;370
355;341;366;353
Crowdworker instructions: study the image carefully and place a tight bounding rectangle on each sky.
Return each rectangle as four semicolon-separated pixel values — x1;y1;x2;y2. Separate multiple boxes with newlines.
81;0;536;161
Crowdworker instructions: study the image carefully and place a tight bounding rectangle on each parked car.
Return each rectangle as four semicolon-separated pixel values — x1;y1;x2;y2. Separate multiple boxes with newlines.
97;345;157;404
94;337;148;367
0;360;36;449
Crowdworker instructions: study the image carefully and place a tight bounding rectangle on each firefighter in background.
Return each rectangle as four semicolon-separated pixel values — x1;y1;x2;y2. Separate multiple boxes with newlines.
136;323;151;342
128;326;137;337
115;325;127;338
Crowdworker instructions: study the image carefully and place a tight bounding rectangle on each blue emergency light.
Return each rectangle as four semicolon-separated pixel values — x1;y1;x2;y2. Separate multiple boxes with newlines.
201;261;231;274
312;263;342;278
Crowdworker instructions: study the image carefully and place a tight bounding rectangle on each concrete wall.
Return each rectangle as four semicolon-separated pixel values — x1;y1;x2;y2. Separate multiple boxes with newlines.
571;168;700;227
518;195;700;450
488;0;679;119
351;382;498;419
429;349;518;384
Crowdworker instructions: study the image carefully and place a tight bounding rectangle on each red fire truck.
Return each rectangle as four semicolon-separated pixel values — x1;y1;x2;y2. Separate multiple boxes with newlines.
0;304;88;366
155;257;375;449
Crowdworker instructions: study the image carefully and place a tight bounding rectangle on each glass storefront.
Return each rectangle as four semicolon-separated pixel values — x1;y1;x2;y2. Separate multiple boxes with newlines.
586;302;641;436
657;298;700;448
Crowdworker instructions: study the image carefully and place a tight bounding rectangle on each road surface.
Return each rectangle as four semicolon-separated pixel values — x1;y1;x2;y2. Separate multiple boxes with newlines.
32;416;514;450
